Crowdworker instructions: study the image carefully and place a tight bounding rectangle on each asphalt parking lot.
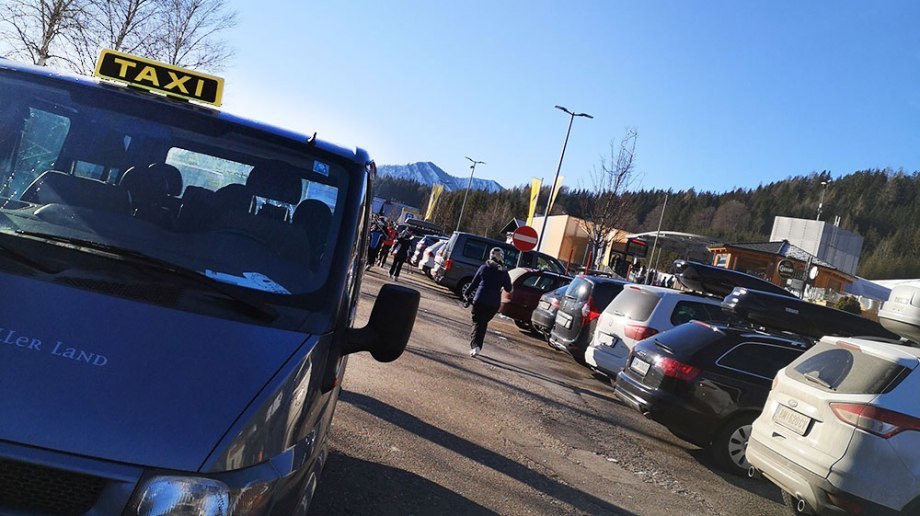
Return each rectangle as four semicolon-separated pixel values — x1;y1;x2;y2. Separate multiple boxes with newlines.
310;266;788;515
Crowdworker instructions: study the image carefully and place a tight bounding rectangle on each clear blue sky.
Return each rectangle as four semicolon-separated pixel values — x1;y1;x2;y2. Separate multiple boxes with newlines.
221;1;920;193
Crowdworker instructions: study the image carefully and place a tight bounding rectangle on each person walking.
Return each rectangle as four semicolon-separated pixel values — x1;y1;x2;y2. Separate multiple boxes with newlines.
463;247;512;358
366;223;385;271
388;230;413;280
378;224;396;267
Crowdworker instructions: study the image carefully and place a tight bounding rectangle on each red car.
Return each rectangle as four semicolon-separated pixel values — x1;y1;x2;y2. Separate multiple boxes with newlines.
500;268;571;330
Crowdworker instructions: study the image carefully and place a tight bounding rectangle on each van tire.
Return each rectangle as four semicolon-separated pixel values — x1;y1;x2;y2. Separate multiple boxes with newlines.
514;320;531;331
710;414;757;475
456;277;473;298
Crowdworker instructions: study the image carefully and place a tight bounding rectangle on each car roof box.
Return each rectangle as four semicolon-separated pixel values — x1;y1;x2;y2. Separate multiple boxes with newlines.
878;284;920;343
723;287;899;340
673;260;795;298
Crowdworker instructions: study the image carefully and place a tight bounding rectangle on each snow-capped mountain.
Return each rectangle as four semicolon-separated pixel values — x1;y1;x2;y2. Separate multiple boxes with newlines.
377;162;503;193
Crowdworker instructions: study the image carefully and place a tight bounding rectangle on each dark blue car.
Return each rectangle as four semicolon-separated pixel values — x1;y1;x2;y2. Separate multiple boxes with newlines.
0;53;417;514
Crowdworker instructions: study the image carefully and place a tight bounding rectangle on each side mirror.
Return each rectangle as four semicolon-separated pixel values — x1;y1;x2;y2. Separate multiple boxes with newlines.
345;284;419;362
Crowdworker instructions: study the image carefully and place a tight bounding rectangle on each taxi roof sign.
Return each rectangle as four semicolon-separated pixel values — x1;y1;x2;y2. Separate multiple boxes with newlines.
93;49;224;107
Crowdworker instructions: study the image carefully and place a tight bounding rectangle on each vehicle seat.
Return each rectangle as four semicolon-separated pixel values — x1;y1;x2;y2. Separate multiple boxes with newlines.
245;164;302;220
118;163;183;227
20;170;131;214
292;199;332;268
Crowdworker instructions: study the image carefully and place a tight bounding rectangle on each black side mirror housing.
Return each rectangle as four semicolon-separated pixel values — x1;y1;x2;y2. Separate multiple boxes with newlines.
345;284;419;362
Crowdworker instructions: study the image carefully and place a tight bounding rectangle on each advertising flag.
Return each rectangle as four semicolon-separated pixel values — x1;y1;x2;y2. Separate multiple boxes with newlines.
526;178;542;226
425;184;444;221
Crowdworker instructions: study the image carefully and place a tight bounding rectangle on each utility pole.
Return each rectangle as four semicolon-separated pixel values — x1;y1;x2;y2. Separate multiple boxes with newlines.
536;105;593;252
456;157;485;232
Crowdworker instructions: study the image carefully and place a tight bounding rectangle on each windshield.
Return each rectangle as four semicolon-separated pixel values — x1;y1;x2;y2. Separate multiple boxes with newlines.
0;72;352;309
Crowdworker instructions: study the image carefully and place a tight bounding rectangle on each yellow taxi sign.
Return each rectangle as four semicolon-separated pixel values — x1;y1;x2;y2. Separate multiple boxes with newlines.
93;49;224;107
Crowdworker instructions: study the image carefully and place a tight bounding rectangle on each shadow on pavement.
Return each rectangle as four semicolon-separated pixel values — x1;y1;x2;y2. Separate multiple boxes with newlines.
686;448;785;504
310;451;495;515
340;390;636;516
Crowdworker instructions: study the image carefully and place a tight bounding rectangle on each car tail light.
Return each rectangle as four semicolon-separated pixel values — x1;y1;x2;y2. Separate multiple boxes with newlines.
625;325;659;341
581;296;601;324
444;258;452;270
655;356;700;381
830;403;920;439
550;298;560;309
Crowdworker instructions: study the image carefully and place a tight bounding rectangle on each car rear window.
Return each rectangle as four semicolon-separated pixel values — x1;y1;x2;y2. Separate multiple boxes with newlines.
593;282;627;309
651;322;729;360
608;288;660;321
717;343;803;381
788;342;910;394
565;277;592;302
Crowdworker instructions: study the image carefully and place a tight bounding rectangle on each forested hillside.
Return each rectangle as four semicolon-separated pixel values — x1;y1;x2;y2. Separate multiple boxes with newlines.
373;169;920;279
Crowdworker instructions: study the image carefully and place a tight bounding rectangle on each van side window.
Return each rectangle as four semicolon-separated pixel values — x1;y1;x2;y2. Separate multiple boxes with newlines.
670;301;715;326
462;239;489;261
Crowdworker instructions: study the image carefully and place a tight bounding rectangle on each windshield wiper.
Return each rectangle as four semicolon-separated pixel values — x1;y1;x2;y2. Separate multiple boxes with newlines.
0;232;60;273
14;230;278;322
653;339;675;354
803;371;834;390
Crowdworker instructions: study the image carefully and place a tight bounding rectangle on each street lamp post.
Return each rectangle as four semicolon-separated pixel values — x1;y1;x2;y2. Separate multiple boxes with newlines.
456;156;485;232
536;105;593;252
816;180;830;221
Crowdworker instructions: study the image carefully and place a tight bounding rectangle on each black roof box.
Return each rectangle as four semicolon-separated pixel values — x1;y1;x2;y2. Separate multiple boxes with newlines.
878;284;920;343
673;260;795;298
722;287;899;340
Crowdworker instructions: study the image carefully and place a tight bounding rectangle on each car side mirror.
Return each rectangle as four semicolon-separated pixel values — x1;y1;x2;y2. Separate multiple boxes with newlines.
345;284;419;362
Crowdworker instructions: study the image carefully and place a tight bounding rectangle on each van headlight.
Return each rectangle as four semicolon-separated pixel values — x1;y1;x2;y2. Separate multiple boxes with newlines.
129;475;274;515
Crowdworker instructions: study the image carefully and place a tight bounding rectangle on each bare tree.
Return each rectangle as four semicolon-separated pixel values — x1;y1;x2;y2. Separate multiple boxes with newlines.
151;0;236;70
68;0;162;72
579;129;639;268
0;0;236;74
0;0;92;67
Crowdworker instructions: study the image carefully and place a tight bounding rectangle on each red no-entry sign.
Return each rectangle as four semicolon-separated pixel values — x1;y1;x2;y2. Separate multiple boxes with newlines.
512;225;539;252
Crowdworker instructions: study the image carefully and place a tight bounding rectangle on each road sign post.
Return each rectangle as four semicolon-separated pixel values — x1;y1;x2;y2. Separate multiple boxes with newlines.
512;226;539;267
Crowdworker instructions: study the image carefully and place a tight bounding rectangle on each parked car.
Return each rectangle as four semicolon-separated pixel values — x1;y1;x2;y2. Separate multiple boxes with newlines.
417;239;448;277
586;284;736;378
500;268;571;330
549;275;629;364
434;232;566;295
410;234;448;265
747;284;920;515
614;321;808;475
531;286;569;337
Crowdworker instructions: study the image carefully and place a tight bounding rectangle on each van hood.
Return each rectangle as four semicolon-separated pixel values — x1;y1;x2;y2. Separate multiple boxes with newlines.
0;272;310;472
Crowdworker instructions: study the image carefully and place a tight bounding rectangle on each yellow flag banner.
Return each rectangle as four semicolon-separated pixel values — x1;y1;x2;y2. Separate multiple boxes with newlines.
526;178;542;226
547;176;564;216
425;184;444;221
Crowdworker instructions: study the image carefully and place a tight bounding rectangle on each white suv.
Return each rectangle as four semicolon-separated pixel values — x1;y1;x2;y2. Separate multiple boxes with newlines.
586;285;732;377
748;286;920;514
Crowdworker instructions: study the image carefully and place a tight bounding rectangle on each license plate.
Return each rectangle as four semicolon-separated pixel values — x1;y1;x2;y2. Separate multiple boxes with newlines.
538;301;549;310
773;404;811;435
597;332;618;347
629;357;651;376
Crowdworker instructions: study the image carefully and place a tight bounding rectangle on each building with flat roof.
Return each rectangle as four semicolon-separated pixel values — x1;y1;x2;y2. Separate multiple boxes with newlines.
770;216;864;275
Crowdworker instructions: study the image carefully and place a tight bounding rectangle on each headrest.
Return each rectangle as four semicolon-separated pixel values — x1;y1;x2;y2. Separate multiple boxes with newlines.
119;165;169;200
245;163;302;205
147;163;183;196
292;199;332;227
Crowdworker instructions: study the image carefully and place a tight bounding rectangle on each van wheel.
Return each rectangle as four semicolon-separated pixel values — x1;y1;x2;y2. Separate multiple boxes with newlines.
456;277;473;298
710;414;756;475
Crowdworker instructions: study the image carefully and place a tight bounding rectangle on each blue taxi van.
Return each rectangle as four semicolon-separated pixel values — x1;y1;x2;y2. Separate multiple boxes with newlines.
0;50;418;514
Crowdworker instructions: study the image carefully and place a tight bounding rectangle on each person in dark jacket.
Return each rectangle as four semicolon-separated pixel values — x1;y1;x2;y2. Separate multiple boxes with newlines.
463;247;512;357
366;224;385;271
388;230;413;280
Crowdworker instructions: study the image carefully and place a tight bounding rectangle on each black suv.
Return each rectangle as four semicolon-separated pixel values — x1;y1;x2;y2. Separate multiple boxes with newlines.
549;275;629;364
614;321;808;475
